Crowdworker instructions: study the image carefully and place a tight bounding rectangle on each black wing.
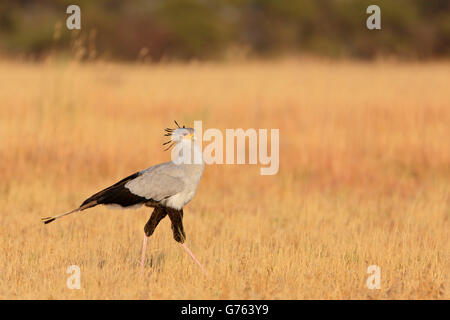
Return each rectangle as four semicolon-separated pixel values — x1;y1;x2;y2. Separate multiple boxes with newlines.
41;171;149;225
79;171;148;210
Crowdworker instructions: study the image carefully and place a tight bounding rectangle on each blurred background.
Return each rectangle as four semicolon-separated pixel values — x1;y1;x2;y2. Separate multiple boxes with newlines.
0;0;449;61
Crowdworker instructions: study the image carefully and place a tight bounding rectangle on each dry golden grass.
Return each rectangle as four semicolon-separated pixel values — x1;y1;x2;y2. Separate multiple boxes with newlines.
0;58;448;299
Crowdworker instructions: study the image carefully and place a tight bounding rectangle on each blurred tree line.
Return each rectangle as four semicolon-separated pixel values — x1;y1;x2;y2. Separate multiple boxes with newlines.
0;0;449;61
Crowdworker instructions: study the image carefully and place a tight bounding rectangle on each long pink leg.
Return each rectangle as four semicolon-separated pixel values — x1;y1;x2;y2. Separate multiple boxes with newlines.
181;243;207;276
140;234;148;276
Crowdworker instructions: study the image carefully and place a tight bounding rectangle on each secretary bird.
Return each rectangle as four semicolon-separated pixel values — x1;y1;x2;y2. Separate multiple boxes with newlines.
41;121;206;275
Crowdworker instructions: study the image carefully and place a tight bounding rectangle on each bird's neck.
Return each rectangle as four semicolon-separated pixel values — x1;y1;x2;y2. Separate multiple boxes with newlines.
172;140;203;165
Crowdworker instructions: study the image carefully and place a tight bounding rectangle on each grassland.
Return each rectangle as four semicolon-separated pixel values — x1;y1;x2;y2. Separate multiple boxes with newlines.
0;58;448;299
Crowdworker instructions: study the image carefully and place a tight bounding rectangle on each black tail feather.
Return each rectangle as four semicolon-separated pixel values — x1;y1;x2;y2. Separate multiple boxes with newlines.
41;217;56;224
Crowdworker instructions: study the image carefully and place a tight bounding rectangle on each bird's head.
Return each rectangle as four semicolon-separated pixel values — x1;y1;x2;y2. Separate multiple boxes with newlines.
163;121;196;151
